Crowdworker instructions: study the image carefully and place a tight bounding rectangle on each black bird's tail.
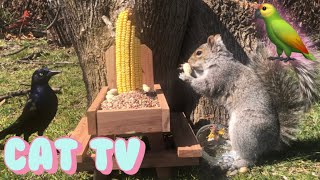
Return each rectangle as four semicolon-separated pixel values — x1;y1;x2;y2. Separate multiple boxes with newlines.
0;121;22;140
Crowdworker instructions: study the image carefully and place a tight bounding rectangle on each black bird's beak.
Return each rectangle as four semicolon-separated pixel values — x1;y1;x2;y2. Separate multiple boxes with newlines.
47;70;61;77
255;9;263;19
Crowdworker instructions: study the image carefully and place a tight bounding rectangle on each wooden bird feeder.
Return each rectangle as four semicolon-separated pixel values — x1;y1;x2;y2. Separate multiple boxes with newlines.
70;45;202;179
87;45;170;136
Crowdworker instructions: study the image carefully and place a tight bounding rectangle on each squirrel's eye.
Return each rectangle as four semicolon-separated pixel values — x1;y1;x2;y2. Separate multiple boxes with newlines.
39;73;43;77
262;6;267;11
196;50;202;56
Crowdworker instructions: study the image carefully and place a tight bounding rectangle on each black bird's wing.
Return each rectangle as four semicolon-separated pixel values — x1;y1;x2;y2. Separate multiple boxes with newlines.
0;94;39;140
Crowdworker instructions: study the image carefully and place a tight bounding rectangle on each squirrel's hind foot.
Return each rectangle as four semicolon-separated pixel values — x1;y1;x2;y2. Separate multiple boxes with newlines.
216;152;235;170
215;151;252;174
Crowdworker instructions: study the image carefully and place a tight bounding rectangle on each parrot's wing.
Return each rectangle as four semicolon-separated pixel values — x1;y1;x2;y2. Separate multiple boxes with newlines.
271;19;309;54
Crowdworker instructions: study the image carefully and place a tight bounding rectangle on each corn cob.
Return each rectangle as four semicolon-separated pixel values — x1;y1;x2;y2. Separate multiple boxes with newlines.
123;20;131;92
115;11;124;93
115;9;142;93
121;10;128;93
130;26;136;90
135;37;142;89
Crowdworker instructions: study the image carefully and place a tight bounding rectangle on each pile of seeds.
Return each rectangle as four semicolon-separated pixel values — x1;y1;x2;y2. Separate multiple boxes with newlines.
101;91;160;110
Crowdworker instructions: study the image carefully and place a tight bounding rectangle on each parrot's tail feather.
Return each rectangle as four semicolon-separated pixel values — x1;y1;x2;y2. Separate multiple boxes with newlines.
303;53;316;61
249;42;314;147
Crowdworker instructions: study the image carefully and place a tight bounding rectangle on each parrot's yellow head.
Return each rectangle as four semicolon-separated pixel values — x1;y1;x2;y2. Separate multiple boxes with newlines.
255;3;278;19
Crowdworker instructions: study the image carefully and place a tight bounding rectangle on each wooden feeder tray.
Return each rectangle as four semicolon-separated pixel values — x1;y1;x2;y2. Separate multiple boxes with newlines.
87;84;169;136
70;45;202;178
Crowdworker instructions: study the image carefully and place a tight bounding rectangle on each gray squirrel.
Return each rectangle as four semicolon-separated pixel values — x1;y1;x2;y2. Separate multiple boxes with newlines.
179;34;318;170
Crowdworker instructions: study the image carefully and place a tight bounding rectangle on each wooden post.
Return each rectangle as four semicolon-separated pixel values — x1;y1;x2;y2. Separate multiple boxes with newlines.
147;133;172;179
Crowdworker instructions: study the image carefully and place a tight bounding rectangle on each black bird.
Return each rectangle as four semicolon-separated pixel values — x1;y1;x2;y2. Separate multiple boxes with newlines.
0;68;60;142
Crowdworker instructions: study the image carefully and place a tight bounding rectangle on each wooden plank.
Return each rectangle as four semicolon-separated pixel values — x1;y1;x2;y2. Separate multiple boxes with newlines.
70;117;92;163
105;46;116;89
141;45;154;90
87;86;109;135
171;113;202;158
97;108;163;135
147;132;173;179
77;150;199;172
155;84;170;132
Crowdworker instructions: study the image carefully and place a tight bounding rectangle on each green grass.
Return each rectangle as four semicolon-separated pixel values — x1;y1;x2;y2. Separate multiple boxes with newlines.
0;39;319;179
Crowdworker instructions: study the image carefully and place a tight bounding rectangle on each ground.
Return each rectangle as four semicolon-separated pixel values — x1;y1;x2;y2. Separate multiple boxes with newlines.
0;39;319;179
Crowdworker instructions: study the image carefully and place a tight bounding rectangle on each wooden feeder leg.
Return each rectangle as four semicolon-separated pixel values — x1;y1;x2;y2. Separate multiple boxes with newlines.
156;168;172;180
147;133;172;179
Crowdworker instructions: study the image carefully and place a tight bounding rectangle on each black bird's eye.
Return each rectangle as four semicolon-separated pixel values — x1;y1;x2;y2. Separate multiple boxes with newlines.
196;50;202;56
262;6;267;11
39;73;44;77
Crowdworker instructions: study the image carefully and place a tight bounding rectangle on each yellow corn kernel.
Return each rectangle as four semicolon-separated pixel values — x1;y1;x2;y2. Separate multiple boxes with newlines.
129;26;136;91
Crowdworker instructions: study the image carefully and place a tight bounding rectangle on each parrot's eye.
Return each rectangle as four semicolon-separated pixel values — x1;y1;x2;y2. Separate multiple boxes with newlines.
196;50;202;56
262;6;267;11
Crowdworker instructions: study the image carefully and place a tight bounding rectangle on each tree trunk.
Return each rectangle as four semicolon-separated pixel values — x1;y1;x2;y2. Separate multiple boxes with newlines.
281;0;320;40
46;1;72;46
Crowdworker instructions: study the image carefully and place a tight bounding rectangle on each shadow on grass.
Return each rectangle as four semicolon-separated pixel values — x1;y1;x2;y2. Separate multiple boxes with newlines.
258;138;320;166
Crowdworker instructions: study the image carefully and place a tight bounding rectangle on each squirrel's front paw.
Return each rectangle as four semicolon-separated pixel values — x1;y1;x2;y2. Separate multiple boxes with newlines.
179;72;193;82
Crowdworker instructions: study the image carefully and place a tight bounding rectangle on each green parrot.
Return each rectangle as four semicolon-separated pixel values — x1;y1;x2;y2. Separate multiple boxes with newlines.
255;3;316;61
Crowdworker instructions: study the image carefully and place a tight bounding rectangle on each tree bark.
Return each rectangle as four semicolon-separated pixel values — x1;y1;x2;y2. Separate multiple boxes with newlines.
60;0;115;105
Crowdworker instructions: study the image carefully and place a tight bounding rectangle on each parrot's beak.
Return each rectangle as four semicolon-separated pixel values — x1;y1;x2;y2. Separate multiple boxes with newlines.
255;9;263;19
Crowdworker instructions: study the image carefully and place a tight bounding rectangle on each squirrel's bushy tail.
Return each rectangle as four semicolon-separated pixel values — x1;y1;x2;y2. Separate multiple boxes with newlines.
290;60;320;105
250;43;319;146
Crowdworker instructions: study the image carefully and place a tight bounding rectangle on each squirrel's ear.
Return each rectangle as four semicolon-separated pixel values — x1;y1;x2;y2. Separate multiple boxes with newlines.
214;34;227;51
214;34;222;43
207;35;216;48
